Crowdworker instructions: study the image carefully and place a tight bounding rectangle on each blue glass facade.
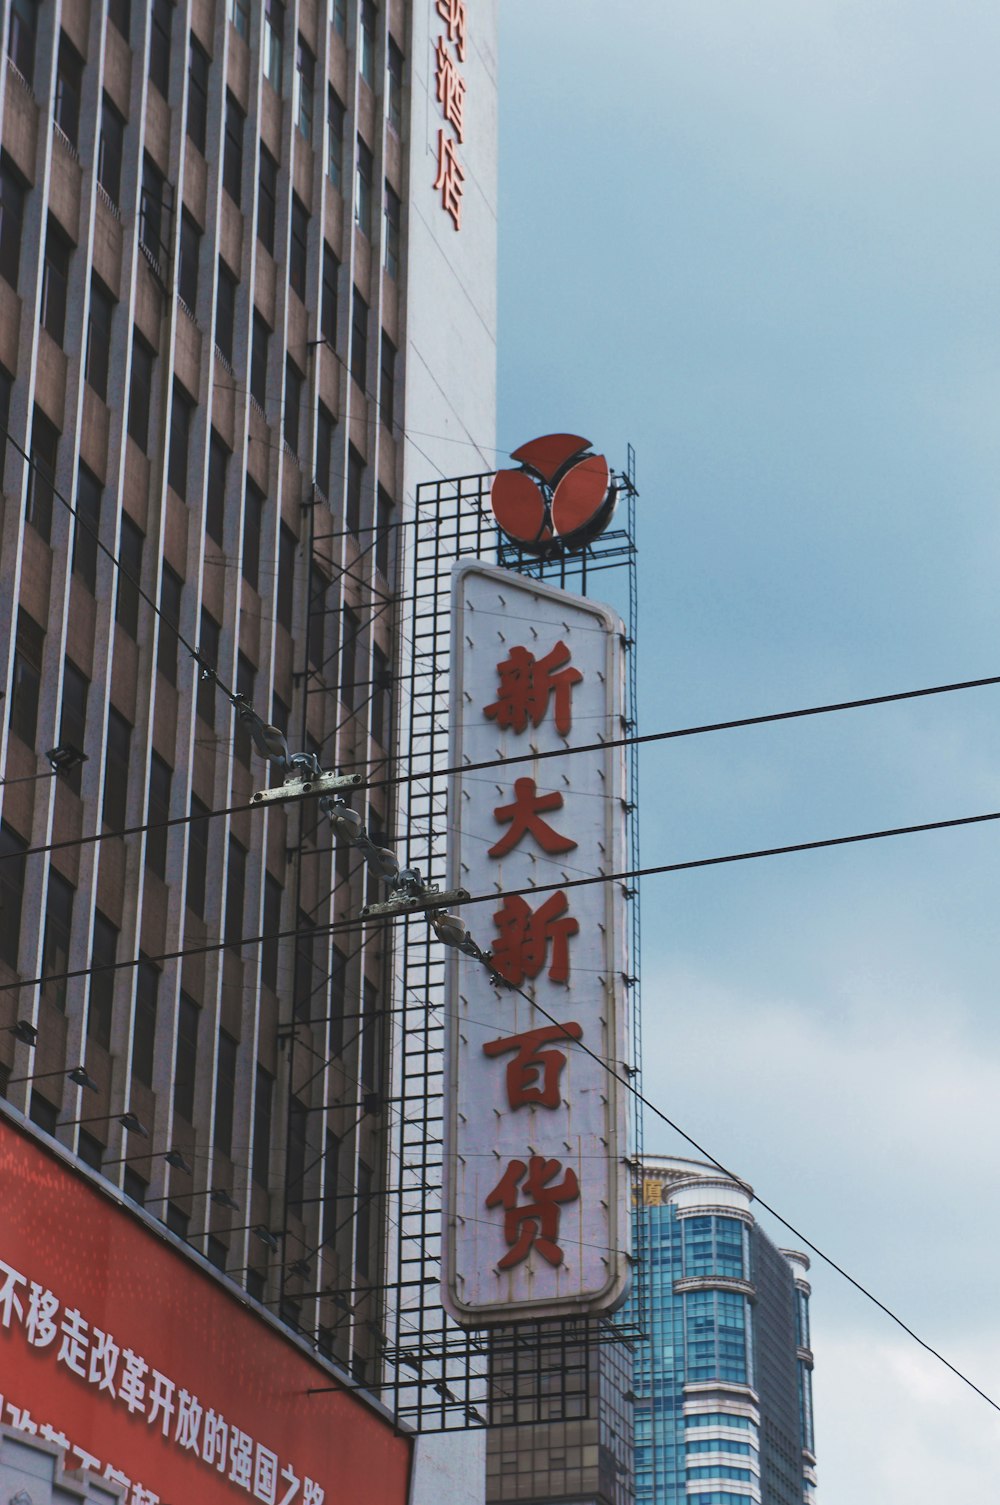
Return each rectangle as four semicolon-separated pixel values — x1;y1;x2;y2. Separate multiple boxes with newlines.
628;1164;816;1505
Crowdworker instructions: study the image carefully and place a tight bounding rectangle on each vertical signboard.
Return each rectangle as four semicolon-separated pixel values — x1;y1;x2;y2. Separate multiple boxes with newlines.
442;563;630;1324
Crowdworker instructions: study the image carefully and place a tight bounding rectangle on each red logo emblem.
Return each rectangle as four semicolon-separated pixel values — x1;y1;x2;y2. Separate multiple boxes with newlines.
491;434;618;555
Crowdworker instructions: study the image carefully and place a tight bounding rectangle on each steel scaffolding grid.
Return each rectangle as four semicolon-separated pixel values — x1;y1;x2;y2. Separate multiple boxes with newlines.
383;462;646;1432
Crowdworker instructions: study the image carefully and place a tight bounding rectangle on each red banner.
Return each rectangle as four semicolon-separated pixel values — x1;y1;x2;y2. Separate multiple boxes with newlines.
0;1113;411;1505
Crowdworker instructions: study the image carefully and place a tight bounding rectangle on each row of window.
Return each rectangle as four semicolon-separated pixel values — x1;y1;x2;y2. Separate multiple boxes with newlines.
0;819;383;1182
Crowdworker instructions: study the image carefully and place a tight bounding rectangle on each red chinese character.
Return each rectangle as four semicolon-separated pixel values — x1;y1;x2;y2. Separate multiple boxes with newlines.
433;129;465;231
486;1155;580;1270
435;0;467;61
489;778;577;859
483;1022;583;1109
435;37;467;143
491;890;579;985
483;641;583;737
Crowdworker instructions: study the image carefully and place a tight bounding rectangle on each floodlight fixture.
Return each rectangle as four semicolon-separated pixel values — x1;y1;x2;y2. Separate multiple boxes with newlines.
5;1020;37;1046
209;1187;240;1212
46;743;87;775
164;1148;194;1174
7;1064;96;1091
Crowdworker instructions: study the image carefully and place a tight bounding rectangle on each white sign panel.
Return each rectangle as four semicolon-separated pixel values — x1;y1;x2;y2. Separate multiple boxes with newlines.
442;562;630;1324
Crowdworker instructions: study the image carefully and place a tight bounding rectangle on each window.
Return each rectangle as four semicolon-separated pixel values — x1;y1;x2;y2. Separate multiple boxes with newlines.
319;245;339;348
333;0;347;38
360;0;376;88
197;610;220;725
0;824;26;968
341;605;360;708
26;409;58;543
234;653;255;767
228;0;249;41
78;1131;104;1171
293;912;319;1022
375;485;394;579
288;195;308;300
59;659;89;795
55;37;84;147
127;334;154;451
223;93;244;205
168;383;193;499
172;993;199;1120
283;360;301;451
186;795;210;915
116;515;143;639
149;0;172;95
132;958;159;1086
261;873;283;992
387;38;403;133
158;565;182;683
322;1128;342;1247
346;445;364;535
308;565;328;670
0;365;10;482
166;1203;189;1240
250;313;268;406
242;479;263;589
9;609;44;747
361;979;381;1089
98;98;124;208
86;278;114;400
187;36;209;152
287;1096;307;1215
206;432;228;545
145;755;172;878
87;912;117;1047
108;0;130;41
384;183;401;279
215;1030;237;1156
371;643;391;746
355;140;373;236
225;837;246;949
215;260;237;363
379;333;396;430
350;291;370;394
103;708;131;830
177;211;199;311
258;147;277;253
140;154;166;263
0;157;24;288
296;36;314;141
276;524;295;630
327;88;345;190
7;0;37;85
264;0;284;95
355;1159;373;1276
315;405;335;497
253;1066;273;1187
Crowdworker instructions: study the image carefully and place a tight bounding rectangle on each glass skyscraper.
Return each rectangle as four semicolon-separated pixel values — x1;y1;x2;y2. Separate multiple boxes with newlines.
629;1157;817;1505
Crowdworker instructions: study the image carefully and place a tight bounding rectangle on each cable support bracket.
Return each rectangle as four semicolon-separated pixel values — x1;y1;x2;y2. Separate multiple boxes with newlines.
249;770;364;807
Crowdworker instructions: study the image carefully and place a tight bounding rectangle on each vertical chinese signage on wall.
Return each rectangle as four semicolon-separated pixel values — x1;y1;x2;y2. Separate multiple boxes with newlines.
442;563;631;1324
433;0;467;229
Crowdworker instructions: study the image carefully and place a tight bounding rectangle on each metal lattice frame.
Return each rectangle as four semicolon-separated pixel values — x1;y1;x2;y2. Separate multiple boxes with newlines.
383;463;645;1432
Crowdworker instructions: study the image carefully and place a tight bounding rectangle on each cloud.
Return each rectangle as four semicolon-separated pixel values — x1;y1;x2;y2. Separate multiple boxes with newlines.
815;1327;1000;1503
640;962;1000;1322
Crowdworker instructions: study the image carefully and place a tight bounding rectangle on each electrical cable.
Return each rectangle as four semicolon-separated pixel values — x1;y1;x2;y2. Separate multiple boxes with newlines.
5;669;1000;868
7;803;1000;997
457;937;1000;1416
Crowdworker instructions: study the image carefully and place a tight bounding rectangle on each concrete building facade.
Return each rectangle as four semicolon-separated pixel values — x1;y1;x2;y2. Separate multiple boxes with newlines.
0;0;495;1451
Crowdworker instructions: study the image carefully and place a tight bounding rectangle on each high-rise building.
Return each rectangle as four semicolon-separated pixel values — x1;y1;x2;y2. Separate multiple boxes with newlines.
0;0;495;1449
632;1157;817;1505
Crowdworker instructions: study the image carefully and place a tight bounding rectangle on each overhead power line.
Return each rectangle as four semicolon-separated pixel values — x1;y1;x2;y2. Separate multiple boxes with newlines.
5;670;1000;867
7;803;1000;997
449;930;1000;1417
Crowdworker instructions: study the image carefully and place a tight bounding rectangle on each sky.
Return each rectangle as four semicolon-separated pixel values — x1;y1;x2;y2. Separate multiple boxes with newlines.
498;2;1000;1499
